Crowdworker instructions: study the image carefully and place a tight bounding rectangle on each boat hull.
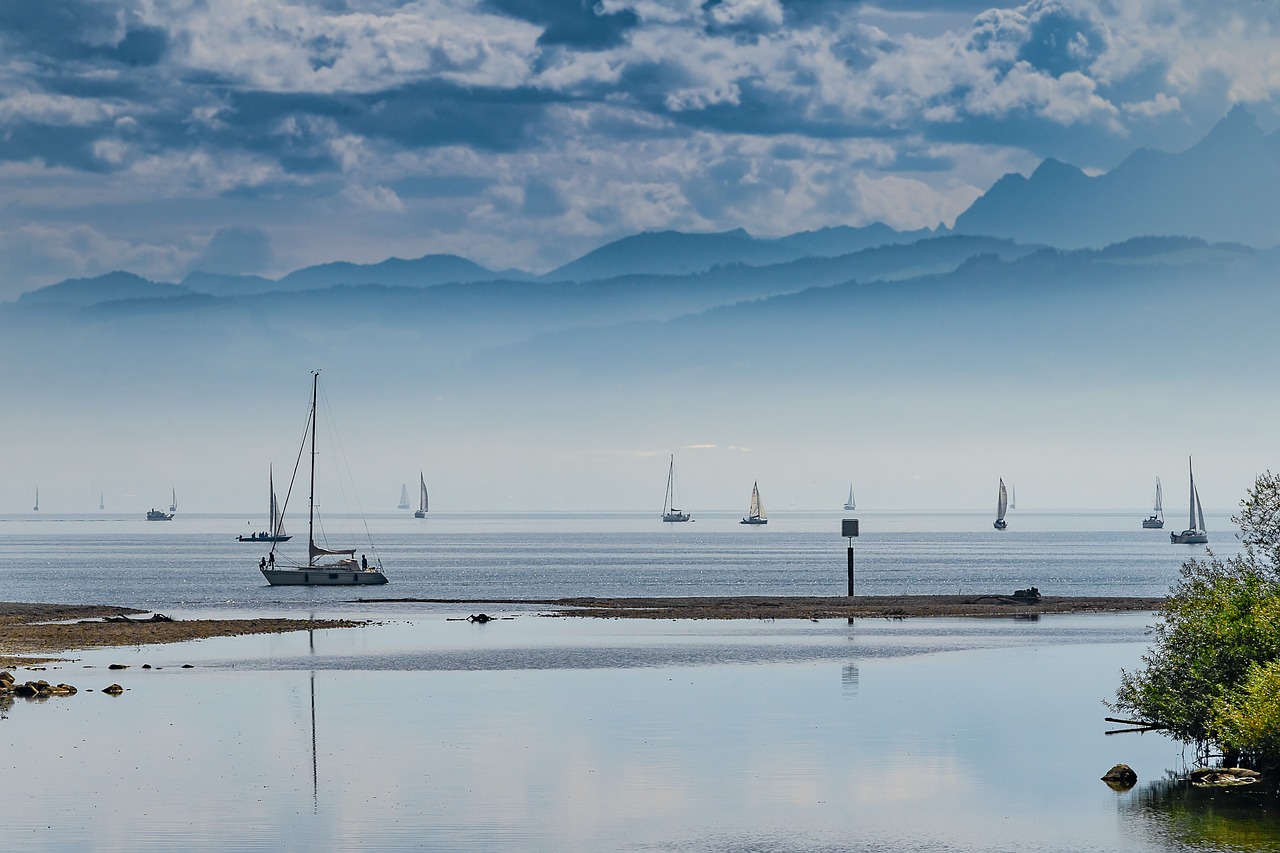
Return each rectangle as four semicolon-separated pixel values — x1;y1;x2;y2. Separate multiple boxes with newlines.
1141;518;1164;529
414;510;427;518
146;511;173;521
843;504;855;511
662;512;691;522
238;534;292;542
993;519;1007;530
740;518;767;525
261;567;388;585
1171;530;1208;544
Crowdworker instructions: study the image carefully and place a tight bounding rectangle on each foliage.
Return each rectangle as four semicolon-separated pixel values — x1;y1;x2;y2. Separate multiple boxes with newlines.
1113;472;1280;762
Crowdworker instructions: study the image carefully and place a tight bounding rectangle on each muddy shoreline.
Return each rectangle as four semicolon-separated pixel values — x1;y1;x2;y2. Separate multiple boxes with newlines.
358;594;1168;620
0;603;365;668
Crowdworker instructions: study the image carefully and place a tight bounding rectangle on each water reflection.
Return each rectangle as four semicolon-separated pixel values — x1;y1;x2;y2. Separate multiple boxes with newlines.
1122;777;1280;850
841;662;860;696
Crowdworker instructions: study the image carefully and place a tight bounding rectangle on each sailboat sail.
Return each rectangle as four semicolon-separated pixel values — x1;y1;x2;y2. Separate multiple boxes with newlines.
270;469;286;537
741;481;767;524
993;478;1008;529
844;483;855;510
1154;479;1163;513
1171;457;1208;544
1195;486;1206;532
170;488;177;513
662;455;691;522
416;472;428;517
398;484;411;510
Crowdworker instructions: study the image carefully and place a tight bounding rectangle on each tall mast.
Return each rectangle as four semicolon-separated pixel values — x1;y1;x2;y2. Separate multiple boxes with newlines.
309;370;319;561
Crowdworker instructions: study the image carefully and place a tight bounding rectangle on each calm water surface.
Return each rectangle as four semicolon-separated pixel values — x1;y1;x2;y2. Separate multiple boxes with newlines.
1;511;1272;851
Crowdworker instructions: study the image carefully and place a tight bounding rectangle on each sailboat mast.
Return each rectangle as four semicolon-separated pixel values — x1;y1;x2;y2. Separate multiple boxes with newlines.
1188;457;1195;530
309;370;319;560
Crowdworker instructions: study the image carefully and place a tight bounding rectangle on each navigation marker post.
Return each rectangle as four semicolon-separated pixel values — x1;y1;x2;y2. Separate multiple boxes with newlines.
842;518;859;597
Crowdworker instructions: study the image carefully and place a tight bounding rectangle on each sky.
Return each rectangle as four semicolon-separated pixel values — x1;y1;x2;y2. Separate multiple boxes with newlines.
2;0;1280;298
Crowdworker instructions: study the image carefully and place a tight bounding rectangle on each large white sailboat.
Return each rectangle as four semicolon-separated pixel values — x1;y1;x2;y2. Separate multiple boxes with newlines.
238;468;292;542
661;455;691;522
740;481;767;525
1142;478;1164;529
414;472;428;518
260;371;388;586
993;478;1008;530
843;483;856;511
1171;458;1208;545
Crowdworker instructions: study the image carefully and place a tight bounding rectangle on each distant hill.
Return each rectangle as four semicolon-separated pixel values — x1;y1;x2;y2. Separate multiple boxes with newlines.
274;253;528;291
16;271;189;307
954;106;1280;249
542;228;806;281
773;223;943;257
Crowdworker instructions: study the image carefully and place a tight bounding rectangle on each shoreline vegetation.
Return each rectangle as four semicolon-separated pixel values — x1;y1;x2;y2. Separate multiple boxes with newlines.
0;596;1164;667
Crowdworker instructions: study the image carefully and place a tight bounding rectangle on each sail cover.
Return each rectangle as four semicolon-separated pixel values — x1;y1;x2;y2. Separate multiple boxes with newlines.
311;542;357;559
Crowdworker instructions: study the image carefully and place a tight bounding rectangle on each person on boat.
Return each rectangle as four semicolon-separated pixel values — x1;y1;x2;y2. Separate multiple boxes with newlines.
259;557;266;570
361;554;368;569
268;552;275;567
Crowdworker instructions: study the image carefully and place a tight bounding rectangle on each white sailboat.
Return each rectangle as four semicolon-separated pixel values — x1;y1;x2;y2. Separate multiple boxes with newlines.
99;491;104;511
993;478;1008;530
238;467;292;542
1171;458;1208;545
260;371;388;586
32;488;38;512
414;472;428;518
1142;478;1164;529
398;484;411;510
740;481;767;525
843;483;856;511
170;487;177;513
1009;483;1016;511
662;455;691;522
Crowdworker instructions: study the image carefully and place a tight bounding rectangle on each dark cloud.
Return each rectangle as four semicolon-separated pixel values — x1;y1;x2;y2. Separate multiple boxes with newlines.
480;0;638;48
0;1;166;66
1016;7;1103;77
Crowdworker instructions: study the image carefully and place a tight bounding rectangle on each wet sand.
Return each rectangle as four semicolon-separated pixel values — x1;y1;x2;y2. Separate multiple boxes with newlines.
360;594;1167;620
0;603;365;667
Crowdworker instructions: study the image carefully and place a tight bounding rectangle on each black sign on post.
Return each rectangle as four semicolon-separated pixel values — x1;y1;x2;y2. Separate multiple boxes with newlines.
842;518;859;597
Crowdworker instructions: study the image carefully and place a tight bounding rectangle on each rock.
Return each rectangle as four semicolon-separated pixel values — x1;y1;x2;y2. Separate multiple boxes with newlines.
468;613;492;623
1188;767;1261;788
102;683;124;696
108;664;128;670
0;670;14;686
1101;764;1138;791
13;681;39;697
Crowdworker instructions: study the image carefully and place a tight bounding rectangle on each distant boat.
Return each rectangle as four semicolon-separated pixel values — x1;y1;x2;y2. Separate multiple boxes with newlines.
740;481;767;525
414;472;428;518
99;491;104;511
260;371;387;586
1171;457;1208;545
146;508;173;521
661;455;691;522
398;483;411;510
993;478;1008;530
843;483;855;511
238;467;292;543
1009;483;1016;511
32;488;38;512
169;487;177;514
1142;478;1164;529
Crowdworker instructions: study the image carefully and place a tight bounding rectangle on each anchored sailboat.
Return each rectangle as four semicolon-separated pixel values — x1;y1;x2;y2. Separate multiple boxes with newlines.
993;478;1008;530
662;455;691;522
1142;478;1164;529
260;371;387;586
843;483;856;511
414;472;428;518
1171;458;1208;545
170;488;177;513
398;484;411;510
32;488;38;512
238;467;292;542
740;481;767;525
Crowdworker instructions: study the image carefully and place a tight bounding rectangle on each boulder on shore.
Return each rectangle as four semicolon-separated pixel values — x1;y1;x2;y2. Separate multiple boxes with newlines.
1188;767;1261;788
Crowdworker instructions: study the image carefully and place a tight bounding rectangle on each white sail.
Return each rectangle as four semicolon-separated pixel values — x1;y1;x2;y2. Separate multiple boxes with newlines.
1154;478;1163;514
398;483;411;509
1188;459;1197;531
749;482;765;520
997;479;1008;522
270;468;286;537
845;483;855;510
170;488;177;513
1009;483;1016;510
1195;485;1206;532
419;472;428;514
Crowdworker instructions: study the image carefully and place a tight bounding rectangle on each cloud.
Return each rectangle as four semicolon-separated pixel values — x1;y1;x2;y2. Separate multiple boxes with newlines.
188;226;276;275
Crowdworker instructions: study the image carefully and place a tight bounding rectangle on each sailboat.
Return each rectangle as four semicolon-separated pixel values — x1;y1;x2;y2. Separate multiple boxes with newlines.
238;467;293;542
1009;483;1017;511
398;484;411;510
843;483;856;511
32;488;38;512
414;472;428;518
993;478;1008;530
662;455;691;522
1171;457;1208;545
740;481;767;525
260;371;387;585
169;488;177;513
1142;478;1164;529
146;506;173;521
99;491;104;511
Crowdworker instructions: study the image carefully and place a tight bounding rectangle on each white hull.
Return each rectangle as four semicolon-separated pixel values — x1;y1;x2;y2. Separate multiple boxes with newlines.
261;566;387;585
1171;530;1208;545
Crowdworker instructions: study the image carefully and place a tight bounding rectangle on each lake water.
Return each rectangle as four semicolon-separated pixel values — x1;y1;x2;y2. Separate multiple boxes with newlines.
2;510;1275;851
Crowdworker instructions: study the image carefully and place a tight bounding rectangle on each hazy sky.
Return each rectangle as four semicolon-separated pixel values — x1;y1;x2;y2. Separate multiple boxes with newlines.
1;0;1277;297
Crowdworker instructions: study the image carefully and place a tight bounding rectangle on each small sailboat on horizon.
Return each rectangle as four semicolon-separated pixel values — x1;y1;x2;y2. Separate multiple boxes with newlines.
99;491;104;511
740;481;767;525
398;483;411;510
32;487;38;512
843;483;856;511
414;472;428;518
993;478;1008;530
1142;478;1164;529
169;487;177;514
238;467;292;543
1171;457;1208;545
661;455;691;523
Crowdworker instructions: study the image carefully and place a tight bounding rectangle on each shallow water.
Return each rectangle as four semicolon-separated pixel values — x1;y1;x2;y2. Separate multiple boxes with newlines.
5;613;1278;852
